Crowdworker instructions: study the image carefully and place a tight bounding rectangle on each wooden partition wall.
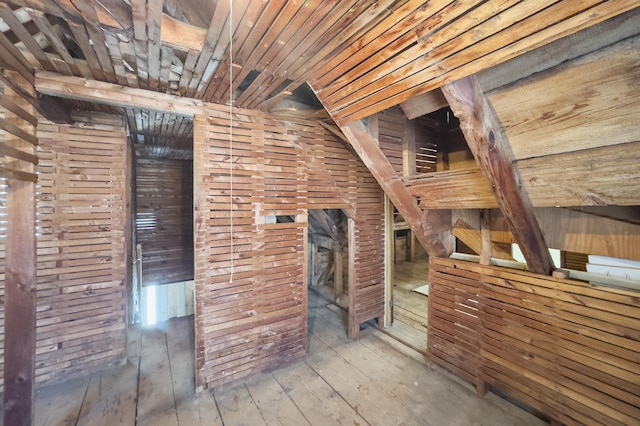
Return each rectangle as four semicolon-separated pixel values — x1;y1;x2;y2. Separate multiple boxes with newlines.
0;112;128;389
428;257;640;426
136;157;194;286
194;105;385;389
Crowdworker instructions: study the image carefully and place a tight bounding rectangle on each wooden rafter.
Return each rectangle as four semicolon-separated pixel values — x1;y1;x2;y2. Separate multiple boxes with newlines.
34;72;203;116
442;75;554;275
337;118;449;258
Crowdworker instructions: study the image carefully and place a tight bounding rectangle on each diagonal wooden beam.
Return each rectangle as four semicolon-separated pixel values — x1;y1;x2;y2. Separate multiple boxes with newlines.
442;75;554;275
337;118;450;258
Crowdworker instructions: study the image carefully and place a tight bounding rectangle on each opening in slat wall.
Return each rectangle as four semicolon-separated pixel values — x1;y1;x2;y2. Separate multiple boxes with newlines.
194;104;385;390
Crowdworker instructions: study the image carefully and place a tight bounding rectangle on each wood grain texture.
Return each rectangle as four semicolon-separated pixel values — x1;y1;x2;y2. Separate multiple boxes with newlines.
2;71;37;426
519;141;640;207
194;103;385;389
136;158;194;286
429;257;640;426
488;33;640;161
338;118;450;258
535;207;640;261
442;75;553;275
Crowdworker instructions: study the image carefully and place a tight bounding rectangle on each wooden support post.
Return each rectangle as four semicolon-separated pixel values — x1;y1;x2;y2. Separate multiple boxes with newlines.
384;195;393;327
333;249;343;300
3;73;37;426
479;209;492;265
442;75;554;275
347;217;358;339
402;119;416;178
406;230;416;262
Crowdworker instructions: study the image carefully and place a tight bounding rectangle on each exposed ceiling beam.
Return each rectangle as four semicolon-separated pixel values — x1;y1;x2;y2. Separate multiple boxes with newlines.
442;75;554;275
399;89;449;120
337;118;450;258
34;72;203;116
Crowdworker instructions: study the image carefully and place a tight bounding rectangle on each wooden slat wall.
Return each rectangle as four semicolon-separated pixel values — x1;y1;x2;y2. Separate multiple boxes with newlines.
378;107;404;175
352;161;385;333
136;157;194;286
429;257;640;426
194;104;384;389
32;112;127;385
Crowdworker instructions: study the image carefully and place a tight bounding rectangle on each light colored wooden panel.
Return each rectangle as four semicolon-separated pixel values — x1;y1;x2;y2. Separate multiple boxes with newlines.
519;141;640;207
408;168;498;209
489;34;640;160
536;207;640;261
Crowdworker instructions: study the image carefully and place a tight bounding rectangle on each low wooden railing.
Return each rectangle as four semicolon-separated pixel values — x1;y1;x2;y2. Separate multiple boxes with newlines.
428;257;640;426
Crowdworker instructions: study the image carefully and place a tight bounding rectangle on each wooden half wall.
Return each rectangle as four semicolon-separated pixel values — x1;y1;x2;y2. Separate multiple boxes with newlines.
428;257;640;426
0;111;129;390
193;104;385;389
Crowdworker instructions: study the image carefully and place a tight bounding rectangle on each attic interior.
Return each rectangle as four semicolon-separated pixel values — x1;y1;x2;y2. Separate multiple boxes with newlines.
1;1;639;425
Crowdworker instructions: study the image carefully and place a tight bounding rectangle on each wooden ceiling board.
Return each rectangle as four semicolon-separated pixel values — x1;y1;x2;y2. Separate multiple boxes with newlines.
2;0;636;118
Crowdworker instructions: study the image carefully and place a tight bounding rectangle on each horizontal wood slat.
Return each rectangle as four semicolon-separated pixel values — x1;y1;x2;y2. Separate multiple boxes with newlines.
429;257;640;426
36;112;127;386
194;104;384;390
136;157;193;286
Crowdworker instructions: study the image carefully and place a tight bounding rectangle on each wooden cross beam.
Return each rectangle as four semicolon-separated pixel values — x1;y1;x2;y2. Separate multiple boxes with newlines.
338;118;450;258
442;75;554;275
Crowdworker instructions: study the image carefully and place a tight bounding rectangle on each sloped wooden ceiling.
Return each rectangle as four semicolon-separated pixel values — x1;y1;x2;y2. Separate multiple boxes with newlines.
1;0;637;123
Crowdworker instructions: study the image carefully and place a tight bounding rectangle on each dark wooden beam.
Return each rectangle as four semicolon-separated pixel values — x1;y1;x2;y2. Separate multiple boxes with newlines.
338;118;449;258
3;71;37;426
442;75;554;275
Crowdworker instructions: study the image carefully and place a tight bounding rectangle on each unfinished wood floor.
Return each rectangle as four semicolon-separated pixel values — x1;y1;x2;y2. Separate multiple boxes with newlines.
25;288;546;426
385;258;430;353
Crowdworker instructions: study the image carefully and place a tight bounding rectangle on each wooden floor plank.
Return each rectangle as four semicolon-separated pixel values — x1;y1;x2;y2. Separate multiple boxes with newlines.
26;291;545;426
34;376;89;426
213;382;266;426
272;361;368;426
305;334;414;426
136;326;178;426
244;374;311;425
166;317;223;426
75;361;138;426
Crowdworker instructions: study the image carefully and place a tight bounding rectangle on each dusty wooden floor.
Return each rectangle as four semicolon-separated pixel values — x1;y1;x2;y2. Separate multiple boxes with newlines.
24;288;546;426
385;258;430;353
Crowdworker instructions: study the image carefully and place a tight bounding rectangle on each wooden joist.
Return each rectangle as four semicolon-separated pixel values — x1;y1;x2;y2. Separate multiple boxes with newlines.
34;72;204;116
442;75;553;275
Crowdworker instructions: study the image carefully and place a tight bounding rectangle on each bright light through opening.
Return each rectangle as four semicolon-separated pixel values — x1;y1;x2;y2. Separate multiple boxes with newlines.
146;285;157;326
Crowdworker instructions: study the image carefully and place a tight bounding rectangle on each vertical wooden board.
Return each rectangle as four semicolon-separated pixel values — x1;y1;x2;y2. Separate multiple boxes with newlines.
2;71;37;425
33;376;90;426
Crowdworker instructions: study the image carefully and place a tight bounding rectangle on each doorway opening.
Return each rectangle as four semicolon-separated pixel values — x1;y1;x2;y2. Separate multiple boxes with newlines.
386;206;430;354
128;112;195;327
306;209;350;337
